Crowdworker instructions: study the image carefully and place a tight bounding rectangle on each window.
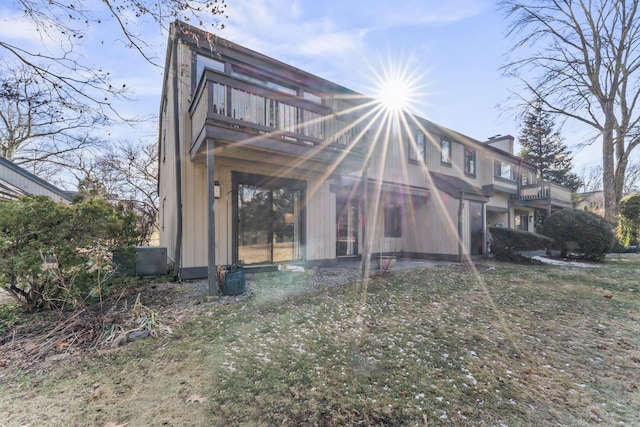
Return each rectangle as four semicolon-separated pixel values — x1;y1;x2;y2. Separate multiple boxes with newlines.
303;91;322;104
494;160;515;181
231;66;298;96
162;130;166;164
464;148;476;175
161;197;166;231
384;204;401;237
410;131;426;161
515;211;529;231
195;55;225;84
440;139;451;164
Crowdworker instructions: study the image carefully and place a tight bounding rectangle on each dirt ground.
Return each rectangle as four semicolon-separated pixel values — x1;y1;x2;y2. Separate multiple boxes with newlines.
0;279;213;368
0;289;13;305
0;265;363;370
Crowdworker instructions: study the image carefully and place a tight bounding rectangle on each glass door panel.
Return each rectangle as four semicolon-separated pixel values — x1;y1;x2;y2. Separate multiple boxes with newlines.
237;183;302;265
238;185;271;265
469;201;484;256
336;198;358;256
272;188;300;263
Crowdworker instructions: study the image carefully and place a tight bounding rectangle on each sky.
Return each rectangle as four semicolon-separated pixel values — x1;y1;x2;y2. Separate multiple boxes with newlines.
0;0;604;173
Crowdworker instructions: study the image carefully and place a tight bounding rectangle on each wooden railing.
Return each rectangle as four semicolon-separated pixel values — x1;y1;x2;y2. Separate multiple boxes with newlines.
518;181;573;203
190;69;365;151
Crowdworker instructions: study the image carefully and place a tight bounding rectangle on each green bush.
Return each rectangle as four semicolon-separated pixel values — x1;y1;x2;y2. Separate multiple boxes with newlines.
0;196;139;312
618;194;640;246
540;208;614;261
489;227;555;262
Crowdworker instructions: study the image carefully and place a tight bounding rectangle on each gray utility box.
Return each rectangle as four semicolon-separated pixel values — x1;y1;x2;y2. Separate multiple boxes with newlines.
114;246;167;277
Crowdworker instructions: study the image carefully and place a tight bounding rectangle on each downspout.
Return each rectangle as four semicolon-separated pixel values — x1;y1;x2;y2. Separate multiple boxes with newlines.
458;191;464;262
171;34;184;280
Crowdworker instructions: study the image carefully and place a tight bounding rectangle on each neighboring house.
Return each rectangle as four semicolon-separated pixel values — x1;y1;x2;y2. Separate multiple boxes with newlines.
0;156;72;204
158;21;574;285
575;191;605;217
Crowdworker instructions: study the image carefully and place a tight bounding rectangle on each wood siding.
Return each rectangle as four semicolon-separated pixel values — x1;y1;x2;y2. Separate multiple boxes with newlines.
159;22;576;276
0;159;70;204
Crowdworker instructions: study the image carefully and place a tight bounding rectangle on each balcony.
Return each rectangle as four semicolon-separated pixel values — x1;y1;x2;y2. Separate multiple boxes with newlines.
188;69;366;174
513;181;574;210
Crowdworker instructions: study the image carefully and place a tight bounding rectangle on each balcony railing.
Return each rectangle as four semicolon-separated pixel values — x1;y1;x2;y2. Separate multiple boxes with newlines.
190;69;365;152
517;181;573;204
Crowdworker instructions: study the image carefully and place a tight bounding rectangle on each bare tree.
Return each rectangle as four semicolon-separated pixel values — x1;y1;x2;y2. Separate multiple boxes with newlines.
0;64;105;175
2;1;227;119
1;1;225;186
73;141;159;244
579;162;640;195
500;0;640;224
579;165;603;193
624;162;640;193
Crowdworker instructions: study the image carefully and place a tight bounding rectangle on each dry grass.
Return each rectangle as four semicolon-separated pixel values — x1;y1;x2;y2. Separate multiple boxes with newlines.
1;255;640;426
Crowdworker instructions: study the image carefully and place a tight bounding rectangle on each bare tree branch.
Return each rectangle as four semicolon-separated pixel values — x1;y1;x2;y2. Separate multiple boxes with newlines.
500;0;640;223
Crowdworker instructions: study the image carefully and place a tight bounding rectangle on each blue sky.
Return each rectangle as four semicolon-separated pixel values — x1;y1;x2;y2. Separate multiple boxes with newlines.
0;0;602;171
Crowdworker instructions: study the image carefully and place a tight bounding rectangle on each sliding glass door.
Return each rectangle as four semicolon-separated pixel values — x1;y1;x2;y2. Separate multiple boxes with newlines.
234;173;304;265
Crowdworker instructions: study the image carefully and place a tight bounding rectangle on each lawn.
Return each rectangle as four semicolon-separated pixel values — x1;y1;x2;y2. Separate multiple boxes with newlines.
1;255;640;426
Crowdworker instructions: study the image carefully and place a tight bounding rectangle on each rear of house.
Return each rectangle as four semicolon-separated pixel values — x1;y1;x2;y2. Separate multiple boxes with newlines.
158;21;573;286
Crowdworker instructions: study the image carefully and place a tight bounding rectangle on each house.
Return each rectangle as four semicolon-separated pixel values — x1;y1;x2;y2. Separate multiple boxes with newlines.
0;156;71;204
158;21;574;288
575;191;605;216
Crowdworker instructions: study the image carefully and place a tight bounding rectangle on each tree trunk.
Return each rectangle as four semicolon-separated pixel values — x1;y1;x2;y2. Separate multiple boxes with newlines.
602;128;617;224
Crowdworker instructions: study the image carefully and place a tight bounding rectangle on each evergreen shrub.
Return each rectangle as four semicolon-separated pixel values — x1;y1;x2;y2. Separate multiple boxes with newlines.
618;194;640;246
540;208;614;261
489;227;554;262
0;196;139;312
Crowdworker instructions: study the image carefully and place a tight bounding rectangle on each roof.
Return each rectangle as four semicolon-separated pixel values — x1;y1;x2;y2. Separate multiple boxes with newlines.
0;156;72;203
429;172;490;202
0;178;27;201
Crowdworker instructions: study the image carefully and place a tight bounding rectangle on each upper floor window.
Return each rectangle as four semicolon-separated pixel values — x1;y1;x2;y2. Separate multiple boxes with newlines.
409;131;426;162
441;139;452;164
521;169;535;186
303;91;323;104
494;160;516;181
195;55;224;83
464;148;476;176
231;66;298;96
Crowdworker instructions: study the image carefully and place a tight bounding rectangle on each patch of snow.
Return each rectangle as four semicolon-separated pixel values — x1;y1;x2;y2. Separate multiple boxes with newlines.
531;256;597;268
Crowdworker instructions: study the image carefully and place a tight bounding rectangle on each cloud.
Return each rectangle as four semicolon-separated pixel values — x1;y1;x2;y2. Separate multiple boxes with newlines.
363;0;490;27
218;0;490;80
221;0;368;59
0;8;66;51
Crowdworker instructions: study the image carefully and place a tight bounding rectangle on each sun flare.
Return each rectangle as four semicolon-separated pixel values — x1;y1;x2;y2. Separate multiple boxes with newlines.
377;76;412;113
368;56;429;117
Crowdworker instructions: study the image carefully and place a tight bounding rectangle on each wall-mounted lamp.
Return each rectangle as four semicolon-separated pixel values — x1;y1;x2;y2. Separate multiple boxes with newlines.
529;215;533;222
214;180;221;199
